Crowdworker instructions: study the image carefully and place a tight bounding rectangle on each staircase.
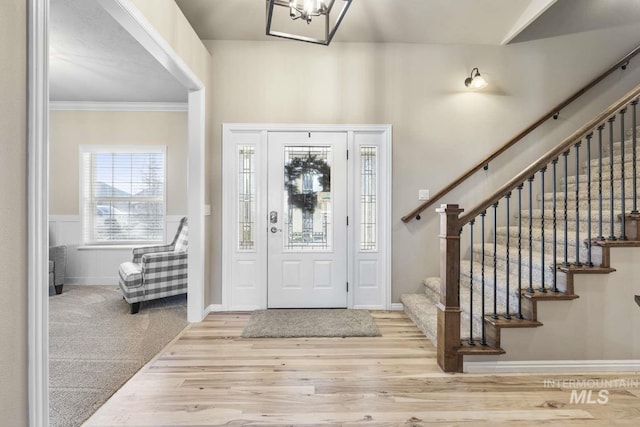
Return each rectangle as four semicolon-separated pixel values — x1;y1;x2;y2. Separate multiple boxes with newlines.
402;86;640;371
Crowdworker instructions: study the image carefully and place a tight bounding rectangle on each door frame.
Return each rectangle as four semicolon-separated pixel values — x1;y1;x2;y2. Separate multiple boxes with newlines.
28;1;207;425
222;124;392;311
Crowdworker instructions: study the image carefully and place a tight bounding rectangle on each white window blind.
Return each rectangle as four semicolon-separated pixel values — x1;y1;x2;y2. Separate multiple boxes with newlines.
80;146;166;245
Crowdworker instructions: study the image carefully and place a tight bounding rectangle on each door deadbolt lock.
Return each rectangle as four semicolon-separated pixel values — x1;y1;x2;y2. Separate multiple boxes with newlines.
269;211;278;224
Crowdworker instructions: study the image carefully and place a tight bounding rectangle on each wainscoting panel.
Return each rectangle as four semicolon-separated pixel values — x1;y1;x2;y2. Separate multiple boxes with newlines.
49;215;185;285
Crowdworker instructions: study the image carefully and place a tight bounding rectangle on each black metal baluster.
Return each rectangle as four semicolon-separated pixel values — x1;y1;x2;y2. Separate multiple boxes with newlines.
504;193;511;319
527;176;535;293
608;116;617;241
597;125;605;241
540;167;547;291
620;108;628;240
632;100;638;215
468;220;475;345
492;202;499;319
480;211;487;345
586;133;594;267
458;228;462;308
517;184;524;317
551;158;559;292
574;142;582;266
562;151;570;266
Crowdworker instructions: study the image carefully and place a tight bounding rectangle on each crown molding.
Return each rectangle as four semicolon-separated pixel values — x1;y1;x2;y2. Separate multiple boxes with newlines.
49;101;188;112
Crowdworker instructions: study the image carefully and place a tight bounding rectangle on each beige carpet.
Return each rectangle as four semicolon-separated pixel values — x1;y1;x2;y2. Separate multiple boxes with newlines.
241;309;381;338
49;285;188;427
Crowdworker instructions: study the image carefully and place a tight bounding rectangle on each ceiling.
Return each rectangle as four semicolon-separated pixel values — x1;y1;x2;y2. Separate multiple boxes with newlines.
176;0;533;45
50;0;187;103
512;0;640;43
49;0;640;103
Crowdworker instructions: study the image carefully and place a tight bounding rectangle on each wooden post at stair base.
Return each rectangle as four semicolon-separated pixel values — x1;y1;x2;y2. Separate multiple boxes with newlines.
436;204;464;373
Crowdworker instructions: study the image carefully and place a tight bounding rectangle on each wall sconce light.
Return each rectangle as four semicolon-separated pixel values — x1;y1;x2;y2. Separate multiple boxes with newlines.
464;67;488;89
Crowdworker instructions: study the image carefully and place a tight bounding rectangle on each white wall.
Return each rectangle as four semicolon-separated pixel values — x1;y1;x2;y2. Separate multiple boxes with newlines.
205;24;640;303
0;0;27;424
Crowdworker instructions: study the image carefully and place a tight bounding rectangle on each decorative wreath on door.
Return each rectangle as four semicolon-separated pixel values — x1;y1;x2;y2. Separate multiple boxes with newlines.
284;155;331;214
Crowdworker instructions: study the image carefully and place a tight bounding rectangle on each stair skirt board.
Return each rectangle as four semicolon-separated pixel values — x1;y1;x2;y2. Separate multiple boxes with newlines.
464;360;640;374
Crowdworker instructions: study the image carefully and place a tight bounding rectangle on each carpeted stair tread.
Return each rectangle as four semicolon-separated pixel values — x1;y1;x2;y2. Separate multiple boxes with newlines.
496;226;590;248
542;191;637;204
423;276;519;339
401;293;437;346
471;243;572;278
523;208;619;223
586;153;640;167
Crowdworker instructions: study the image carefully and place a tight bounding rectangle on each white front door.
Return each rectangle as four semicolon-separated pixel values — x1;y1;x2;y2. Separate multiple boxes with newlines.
267;132;348;308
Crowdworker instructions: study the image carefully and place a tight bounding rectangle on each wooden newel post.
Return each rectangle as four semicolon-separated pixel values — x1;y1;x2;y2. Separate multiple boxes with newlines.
436;204;464;372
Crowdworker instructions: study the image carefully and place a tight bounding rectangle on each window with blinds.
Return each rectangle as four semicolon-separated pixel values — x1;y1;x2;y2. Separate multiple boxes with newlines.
80;146;166;245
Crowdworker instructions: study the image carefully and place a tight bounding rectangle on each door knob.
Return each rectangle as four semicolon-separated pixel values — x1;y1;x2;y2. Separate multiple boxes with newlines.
270;227;282;233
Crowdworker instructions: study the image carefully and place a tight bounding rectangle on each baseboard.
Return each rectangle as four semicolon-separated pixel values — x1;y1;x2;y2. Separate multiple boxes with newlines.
203;304;225;317
353;305;386;310
390;303;404;311
464;360;640;374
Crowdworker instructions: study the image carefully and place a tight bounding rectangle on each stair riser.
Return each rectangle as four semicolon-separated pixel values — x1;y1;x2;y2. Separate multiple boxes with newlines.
426;273;521;313
566;179;640;196
495;234;594;263
528;218;618;237
586;154;640;168
563;174;637;186
424;279;501;339
471;250;564;285
540;197;636;212
461;274;534;313
560;164;635;187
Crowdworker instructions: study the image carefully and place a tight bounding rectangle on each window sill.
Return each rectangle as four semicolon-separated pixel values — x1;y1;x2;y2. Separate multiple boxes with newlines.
78;245;140;250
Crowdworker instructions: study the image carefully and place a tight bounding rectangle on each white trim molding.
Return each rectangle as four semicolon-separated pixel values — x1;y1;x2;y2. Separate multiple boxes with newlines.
204;304;225;316
28;0;49;425
465;360;640;374
390;303;404;311
96;0;204;90
98;0;206;323
49;101;188;112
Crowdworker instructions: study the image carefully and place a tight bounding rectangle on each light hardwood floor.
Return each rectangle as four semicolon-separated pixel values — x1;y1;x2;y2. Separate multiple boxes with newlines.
85;311;640;426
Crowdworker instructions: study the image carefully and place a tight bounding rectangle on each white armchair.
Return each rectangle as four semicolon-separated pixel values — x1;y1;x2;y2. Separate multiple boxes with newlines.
118;217;188;314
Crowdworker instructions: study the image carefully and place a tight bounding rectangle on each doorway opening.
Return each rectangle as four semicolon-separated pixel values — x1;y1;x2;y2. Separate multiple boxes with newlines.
28;0;207;425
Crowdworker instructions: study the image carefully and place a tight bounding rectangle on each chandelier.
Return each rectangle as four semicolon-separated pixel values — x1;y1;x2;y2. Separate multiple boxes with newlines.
266;0;352;46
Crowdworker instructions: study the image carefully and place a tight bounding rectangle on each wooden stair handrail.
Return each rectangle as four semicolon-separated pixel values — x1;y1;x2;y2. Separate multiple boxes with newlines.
402;44;640;223
458;82;640;226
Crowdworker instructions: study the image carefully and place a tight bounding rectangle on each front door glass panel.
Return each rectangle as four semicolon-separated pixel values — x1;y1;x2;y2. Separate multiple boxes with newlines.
283;146;332;251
